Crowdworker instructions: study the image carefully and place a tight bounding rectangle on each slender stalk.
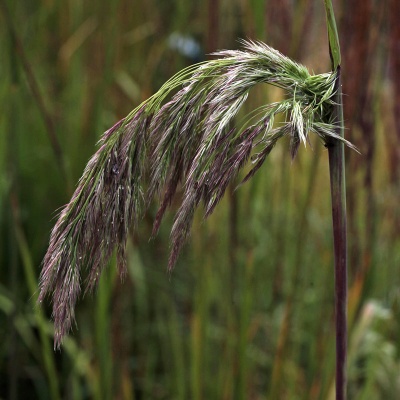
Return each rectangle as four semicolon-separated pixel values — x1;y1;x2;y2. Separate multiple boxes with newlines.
327;79;347;400
324;1;348;399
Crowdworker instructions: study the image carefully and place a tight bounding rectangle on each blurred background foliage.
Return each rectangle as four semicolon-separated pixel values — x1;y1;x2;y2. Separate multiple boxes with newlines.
1;0;399;399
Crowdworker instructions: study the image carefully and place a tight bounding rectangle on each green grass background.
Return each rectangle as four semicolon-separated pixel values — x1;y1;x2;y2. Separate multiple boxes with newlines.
1;0;399;399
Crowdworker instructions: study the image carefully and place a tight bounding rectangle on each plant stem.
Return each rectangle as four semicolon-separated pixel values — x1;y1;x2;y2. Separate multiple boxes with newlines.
323;1;347;399
327;68;347;400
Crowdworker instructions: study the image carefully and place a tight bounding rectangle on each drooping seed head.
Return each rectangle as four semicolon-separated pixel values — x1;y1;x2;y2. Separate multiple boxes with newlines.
39;40;357;348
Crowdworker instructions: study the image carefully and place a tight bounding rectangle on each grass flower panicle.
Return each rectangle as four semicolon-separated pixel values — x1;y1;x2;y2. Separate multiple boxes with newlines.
39;40;356;348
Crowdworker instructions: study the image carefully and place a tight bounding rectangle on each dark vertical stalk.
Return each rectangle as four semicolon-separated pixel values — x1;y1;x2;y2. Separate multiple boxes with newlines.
327;69;347;400
324;1;347;399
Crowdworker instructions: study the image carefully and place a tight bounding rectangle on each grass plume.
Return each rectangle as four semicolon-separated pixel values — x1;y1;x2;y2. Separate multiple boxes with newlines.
39;40;356;348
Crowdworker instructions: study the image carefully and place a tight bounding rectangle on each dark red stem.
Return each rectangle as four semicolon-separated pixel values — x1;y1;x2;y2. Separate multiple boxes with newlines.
327;66;347;400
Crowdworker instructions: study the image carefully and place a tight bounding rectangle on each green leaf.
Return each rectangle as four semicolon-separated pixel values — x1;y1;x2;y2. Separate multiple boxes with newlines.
324;0;341;69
